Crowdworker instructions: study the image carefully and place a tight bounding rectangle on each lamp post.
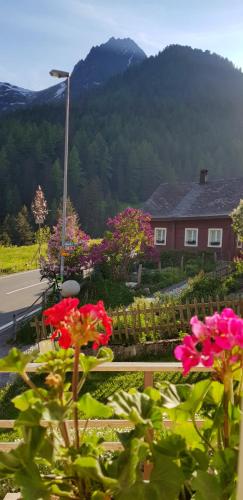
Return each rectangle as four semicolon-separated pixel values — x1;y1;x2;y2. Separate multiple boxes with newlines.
50;69;70;281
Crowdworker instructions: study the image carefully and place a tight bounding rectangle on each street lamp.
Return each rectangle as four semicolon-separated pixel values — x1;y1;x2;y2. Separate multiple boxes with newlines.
50;68;70;281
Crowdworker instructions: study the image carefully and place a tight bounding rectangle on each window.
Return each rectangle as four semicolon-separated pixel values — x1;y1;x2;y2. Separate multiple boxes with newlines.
154;227;167;245
208;228;223;247
184;228;198;246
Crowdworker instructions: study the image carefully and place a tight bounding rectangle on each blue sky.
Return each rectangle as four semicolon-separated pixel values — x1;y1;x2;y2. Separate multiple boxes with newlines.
1;0;243;90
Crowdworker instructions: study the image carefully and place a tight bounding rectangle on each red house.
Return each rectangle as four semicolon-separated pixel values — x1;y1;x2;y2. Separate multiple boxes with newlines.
143;170;243;261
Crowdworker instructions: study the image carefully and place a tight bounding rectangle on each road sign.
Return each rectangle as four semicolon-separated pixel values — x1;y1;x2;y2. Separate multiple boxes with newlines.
60;241;77;256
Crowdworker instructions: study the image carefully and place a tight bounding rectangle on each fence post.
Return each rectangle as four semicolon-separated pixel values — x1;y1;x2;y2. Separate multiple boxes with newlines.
143;371;154;480
42;291;46;310
144;371;153;389
180;255;184;271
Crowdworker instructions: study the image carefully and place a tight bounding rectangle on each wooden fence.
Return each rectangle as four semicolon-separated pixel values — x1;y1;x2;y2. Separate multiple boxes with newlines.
33;295;243;344
110;296;243;344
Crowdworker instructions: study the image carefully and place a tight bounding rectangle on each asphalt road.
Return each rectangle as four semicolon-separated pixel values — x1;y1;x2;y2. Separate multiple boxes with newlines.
0;269;49;331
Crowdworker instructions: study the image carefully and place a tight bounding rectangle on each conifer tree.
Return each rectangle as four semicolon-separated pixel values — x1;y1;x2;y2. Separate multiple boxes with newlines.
16;206;33;245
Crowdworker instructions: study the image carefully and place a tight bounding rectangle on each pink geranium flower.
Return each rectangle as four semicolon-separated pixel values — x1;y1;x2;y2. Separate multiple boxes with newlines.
174;308;243;376
174;335;201;376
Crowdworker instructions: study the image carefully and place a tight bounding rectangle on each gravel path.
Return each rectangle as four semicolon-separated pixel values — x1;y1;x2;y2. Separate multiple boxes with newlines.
161;279;188;296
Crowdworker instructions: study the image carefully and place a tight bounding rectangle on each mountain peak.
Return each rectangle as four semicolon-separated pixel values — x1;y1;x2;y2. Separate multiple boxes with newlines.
103;37;146;58
71;37;146;96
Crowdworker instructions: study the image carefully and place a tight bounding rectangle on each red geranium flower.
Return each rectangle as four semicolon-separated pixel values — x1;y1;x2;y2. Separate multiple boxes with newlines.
43;298;112;349
44;298;79;327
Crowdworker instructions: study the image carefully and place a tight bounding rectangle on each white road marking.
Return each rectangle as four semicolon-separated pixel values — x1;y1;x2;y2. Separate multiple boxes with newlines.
0;307;42;332
6;281;48;295
0;269;40;280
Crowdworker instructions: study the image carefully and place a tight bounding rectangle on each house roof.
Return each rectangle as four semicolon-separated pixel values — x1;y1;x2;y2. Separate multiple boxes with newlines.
143;177;243;219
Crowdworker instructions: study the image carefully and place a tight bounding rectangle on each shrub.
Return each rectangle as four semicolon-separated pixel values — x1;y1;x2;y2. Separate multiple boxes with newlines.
222;273;243;294
180;271;222;302
91;208;157;281
79;274;134;309
159;250;215;271
142;267;185;291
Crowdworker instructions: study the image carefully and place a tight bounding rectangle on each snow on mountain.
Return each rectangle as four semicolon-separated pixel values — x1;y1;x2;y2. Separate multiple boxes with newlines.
71;37;147;98
0;37;146;113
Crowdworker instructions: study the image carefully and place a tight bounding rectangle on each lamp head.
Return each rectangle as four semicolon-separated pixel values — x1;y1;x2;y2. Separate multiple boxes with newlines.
50;69;69;78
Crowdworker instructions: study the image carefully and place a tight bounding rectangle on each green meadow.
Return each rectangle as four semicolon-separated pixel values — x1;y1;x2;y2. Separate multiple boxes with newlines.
0;244;47;275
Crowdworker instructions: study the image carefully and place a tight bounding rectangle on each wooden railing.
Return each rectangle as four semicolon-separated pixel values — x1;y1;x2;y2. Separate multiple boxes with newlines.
0;361;211;454
3;362;243;500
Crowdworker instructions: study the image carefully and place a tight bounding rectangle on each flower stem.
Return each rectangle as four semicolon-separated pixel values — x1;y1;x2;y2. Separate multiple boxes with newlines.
191;413;215;452
72;343;80;449
21;371;43;398
60;421;70;447
223;371;233;448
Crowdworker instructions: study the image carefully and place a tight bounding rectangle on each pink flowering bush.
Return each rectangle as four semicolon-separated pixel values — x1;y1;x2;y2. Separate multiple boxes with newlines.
41;213;90;279
91;207;156;280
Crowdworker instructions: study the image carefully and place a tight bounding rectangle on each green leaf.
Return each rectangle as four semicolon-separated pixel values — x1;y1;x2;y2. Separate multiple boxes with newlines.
79;347;113;374
15;466;50;500
191;448;209;471
181;380;212;414
42;400;68;421
78;393;113;418
15;408;42;427
116;482;159;500
115;438;148;489
150;450;185;500
0;347;33;373
97;347;114;363
171;421;203;448
144;387;161;401
91;492;108;500
73;456;117;488
36;347;74;375
0;449;22;477
109;390;162;429
205;381;224;405
192;470;223;500
155;434;186;458
36;347;74;363
13;388;46;411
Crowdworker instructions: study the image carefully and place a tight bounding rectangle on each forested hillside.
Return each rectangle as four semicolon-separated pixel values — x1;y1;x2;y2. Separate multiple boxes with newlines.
1;44;243;237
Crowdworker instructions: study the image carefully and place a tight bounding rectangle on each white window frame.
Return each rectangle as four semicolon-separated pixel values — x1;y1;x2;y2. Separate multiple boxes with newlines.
208;228;223;248
154;227;167;246
184;228;198;247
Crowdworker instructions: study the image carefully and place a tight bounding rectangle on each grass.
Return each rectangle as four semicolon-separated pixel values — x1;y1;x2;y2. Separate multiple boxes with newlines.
0;239;100;276
0;244;47;275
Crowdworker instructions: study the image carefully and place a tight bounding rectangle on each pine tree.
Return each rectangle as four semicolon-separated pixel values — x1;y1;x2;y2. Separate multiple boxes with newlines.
69;145;85;204
50;159;62;199
16;206;33;245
